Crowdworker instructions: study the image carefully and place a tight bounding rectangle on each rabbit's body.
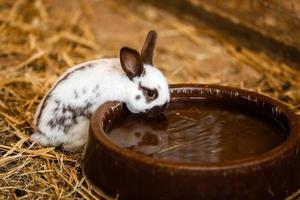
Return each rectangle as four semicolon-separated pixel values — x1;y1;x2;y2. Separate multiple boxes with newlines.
31;31;170;151
33;59;127;150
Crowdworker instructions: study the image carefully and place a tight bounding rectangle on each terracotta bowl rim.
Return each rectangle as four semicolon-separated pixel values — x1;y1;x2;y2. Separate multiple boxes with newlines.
89;84;300;171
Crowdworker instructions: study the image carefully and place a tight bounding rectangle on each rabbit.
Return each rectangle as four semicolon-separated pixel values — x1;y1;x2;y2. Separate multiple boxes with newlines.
31;30;170;151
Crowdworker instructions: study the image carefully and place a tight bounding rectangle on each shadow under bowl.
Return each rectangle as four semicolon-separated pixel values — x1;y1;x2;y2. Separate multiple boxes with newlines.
83;84;300;200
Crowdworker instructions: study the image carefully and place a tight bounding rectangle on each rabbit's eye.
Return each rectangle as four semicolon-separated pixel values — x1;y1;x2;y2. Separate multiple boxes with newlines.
139;84;158;101
145;88;158;100
146;90;155;97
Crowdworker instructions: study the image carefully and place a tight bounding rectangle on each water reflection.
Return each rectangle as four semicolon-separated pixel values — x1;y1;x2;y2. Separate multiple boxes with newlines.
108;105;285;164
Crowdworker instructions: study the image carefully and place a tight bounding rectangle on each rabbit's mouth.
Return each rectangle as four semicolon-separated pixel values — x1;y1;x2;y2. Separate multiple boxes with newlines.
145;102;168;118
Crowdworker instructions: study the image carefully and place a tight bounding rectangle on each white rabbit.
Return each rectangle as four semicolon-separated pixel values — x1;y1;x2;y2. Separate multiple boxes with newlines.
31;31;170;151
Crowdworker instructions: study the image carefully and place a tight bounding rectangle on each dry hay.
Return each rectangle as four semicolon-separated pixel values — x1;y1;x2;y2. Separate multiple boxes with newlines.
0;0;299;199
0;0;113;199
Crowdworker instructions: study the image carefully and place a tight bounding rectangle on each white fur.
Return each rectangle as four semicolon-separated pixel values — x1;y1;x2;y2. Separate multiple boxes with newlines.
31;58;170;151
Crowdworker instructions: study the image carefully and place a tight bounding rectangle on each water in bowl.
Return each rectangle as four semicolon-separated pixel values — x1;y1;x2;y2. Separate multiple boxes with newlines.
108;101;286;164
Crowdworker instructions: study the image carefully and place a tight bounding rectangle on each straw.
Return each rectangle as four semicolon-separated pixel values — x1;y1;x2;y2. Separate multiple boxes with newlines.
0;0;299;199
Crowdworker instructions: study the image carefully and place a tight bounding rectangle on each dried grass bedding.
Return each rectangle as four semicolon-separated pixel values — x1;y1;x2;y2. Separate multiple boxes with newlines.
0;0;299;199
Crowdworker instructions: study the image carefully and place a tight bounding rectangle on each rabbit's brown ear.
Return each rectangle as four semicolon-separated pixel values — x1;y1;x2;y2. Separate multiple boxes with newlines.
120;47;144;80
141;30;157;65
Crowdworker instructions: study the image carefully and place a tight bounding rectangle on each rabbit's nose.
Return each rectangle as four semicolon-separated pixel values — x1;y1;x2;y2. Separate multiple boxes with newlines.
146;102;168;117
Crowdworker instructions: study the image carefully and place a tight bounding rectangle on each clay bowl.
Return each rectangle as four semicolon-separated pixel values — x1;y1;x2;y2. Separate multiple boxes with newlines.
83;84;300;200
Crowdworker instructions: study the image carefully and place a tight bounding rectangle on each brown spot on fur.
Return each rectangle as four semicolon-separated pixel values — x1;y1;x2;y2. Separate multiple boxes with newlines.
92;84;99;93
48;119;56;129
74;90;79;98
52;100;60;112
47;102;94;133
54;99;61;105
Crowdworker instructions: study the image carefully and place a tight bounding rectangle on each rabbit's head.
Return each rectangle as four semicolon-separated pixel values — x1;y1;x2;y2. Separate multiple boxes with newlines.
120;31;170;114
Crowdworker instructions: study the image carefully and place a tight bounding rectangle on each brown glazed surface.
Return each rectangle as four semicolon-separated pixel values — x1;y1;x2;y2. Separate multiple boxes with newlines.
83;84;300;200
